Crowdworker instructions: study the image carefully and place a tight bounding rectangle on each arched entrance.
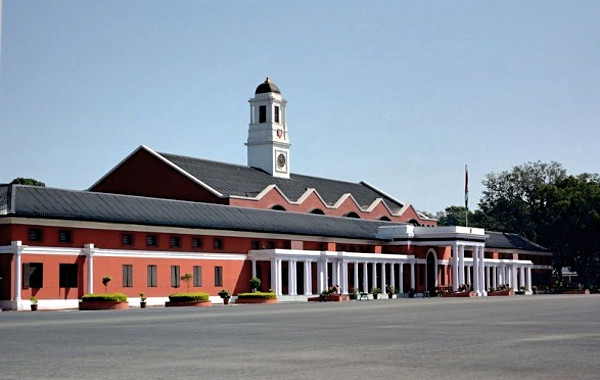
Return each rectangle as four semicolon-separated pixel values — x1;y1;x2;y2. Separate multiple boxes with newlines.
426;249;437;293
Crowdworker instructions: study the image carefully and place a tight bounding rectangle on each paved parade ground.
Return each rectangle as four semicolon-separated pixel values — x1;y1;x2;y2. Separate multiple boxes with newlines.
1;295;599;379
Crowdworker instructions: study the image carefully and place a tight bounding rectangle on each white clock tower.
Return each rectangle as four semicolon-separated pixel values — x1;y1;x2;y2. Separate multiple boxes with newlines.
246;77;291;178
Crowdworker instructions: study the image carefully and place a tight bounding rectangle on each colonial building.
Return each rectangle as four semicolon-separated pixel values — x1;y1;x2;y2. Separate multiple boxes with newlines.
0;78;552;310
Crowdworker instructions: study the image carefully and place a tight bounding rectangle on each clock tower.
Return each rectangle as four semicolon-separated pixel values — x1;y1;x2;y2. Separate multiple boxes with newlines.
246;77;291;179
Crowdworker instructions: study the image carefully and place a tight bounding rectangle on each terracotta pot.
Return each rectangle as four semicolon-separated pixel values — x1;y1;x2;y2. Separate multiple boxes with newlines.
31;304;38;311
223;298;230;305
140;301;147;308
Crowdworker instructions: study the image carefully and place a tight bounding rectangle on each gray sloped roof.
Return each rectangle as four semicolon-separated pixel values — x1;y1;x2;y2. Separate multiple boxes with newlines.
158;151;404;212
0;185;401;240
486;231;549;252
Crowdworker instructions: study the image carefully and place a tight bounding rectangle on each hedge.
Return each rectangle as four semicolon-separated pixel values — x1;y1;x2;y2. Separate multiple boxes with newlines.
168;292;209;302
236;292;277;300
81;293;128;302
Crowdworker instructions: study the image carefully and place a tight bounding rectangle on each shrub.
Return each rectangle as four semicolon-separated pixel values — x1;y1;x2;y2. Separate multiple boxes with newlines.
371;287;383;294
168;292;209;302
102;276;112;292
249;277;261;291
82;293;128;303
236;292;277;300
218;289;231;299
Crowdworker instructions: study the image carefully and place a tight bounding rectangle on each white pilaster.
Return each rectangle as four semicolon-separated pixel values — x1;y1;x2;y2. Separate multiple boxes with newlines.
13;241;24;302
83;243;96;295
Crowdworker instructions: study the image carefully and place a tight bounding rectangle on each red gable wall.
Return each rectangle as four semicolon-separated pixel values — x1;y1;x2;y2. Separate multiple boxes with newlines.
90;148;226;204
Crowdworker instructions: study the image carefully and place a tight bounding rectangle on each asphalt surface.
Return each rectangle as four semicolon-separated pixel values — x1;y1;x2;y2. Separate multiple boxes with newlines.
1;295;599;379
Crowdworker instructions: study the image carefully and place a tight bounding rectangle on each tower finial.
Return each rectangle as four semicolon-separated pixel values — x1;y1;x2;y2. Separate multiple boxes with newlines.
265;76;270;83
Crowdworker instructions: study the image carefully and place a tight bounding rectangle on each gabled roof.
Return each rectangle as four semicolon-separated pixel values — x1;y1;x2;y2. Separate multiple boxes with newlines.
156;149;407;213
485;231;549;252
0;185;401;240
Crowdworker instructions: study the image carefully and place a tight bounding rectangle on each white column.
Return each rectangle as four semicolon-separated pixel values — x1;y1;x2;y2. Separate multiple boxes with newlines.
526;266;532;292
391;263;396;291
317;259;325;293
498;265;504;286
251;259;257;278
304;261;312;295
13;241;24;302
353;261;359;291
519;266;526;289
473;247;480;295
452;243;459;291
341;261;349;294
83;243;96;294
277;259;283;295
382;263;387;292
410;261;415;290
399;263;404;293
371;262;377;291
332;260;338;286
270;259;278;295
292;260;299;295
362;262;368;293
479;247;487;296
512;265;518;290
485;265;491;291
458;245;465;286
323;257;329;289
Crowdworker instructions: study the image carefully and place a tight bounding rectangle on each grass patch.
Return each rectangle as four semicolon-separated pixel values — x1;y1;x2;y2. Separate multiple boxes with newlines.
168;292;209;302
236;292;277;300
81;293;128;302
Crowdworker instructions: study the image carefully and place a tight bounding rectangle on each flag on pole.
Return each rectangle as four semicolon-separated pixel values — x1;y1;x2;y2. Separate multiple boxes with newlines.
465;164;469;227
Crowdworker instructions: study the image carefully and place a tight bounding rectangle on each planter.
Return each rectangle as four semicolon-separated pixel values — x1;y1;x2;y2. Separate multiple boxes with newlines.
387;294;397;299
234;298;278;304
165;301;212;307
79;301;129;310
308;294;349;302
441;291;476;298
559;289;590;295
488;290;515;296
223;298;230;305
349;294;358;300
31;304;38;311
140;301;147;309
373;293;382;299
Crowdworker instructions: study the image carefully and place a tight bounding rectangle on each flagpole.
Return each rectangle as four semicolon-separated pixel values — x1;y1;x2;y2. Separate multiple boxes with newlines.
465;164;469;227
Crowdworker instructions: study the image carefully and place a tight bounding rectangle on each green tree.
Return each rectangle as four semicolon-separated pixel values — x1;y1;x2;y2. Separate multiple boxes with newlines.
437;205;487;227
10;178;46;186
180;273;193;292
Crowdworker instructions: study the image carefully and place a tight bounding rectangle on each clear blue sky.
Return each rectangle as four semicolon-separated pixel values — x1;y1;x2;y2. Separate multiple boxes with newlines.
1;1;599;214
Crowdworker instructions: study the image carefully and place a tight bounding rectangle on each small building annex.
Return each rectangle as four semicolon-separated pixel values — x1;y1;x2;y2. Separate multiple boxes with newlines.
0;79;553;310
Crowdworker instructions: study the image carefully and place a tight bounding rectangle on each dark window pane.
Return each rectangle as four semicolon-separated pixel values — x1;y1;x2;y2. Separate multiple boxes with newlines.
28;229;43;242
122;234;133;246
213;238;223;250
123;265;133;287
59;264;78;288
192;237;203;249
58;230;72;243
23;263;43;289
259;105;266;123
170;236;180;248
274;106;280;123
171;266;180;287
214;266;223;287
147;235;157;246
147;265;157;287
193;266;202;287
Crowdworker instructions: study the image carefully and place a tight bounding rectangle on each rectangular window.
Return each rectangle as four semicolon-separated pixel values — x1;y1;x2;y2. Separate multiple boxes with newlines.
58;230;72;243
213;238;223;250
146;235;158;247
171;265;180;288
147;265;157;287
274;106;280;123
259;105;266;123
251;240;260;250
28;228;43;242
170;236;181;248
59;264;78;288
122;233;134;246
122;265;133;287
193;266;202;287
23;263;43;289
266;241;276;249
192;237;203;249
214;266;223;287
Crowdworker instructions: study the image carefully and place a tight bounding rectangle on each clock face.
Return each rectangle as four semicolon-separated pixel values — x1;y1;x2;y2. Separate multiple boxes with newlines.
277;153;286;169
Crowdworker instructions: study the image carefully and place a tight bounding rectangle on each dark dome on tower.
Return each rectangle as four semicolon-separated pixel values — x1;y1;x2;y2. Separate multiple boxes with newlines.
255;77;281;95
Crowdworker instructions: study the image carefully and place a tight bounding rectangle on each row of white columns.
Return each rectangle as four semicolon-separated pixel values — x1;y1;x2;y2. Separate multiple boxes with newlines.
253;257;416;296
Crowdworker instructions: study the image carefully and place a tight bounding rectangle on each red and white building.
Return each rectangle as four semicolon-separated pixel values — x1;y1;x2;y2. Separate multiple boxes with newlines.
0;78;552;310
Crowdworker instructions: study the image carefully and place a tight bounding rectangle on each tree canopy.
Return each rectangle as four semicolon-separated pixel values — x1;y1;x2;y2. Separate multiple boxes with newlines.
9;178;46;186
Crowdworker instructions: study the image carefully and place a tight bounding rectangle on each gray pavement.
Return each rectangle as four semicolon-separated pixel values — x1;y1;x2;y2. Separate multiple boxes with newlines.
1;295;599;379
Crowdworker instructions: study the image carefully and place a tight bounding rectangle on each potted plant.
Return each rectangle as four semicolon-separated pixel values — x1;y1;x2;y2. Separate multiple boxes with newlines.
408;288;415;298
371;287;382;299
385;285;396;299
249;277;261;292
218;289;231;305
140;293;147;308
30;296;38;311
